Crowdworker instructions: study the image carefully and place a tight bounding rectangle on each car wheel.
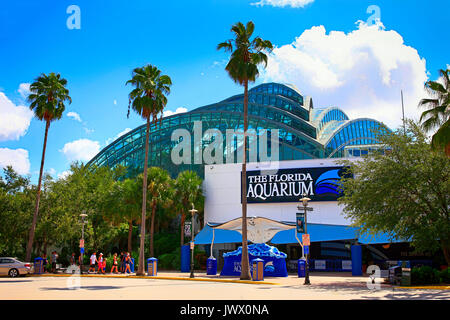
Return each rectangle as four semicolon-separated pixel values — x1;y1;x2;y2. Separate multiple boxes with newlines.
8;268;19;278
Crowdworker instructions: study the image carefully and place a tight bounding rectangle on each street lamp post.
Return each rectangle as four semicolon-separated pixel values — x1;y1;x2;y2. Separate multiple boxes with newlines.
79;212;88;274
189;204;198;279
298;193;312;285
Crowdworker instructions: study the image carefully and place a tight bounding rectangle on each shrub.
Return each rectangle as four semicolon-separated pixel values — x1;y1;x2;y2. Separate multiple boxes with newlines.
411;266;440;285
439;268;449;284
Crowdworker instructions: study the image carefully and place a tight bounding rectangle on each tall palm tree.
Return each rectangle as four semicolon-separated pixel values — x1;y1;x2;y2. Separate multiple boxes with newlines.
418;68;450;156
174;170;203;247
25;72;72;262
217;21;273;280
126;65;172;275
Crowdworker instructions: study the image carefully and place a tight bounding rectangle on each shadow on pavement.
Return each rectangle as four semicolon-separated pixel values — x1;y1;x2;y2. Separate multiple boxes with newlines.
40;286;123;291
0;280;34;283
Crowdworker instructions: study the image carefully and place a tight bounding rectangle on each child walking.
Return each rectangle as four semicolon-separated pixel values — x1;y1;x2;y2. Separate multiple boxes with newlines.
110;253;119;274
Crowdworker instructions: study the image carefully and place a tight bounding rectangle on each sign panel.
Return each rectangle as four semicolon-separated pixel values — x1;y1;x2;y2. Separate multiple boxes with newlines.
244;166;351;203
79;239;84;248
304;245;309;255
190;241;195;250
80;247;85;254
302;234;310;246
342;260;352;270
296;212;305;233
315;260;326;270
184;222;191;237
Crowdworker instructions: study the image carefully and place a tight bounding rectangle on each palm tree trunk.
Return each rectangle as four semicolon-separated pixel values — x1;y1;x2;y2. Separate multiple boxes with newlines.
127;220;133;253
150;199;156;257
26;120;50;262
137;116;150;275
240;80;251;280
180;212;185;247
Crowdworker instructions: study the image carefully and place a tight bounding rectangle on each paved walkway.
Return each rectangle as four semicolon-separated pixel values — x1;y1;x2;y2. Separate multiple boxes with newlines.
0;271;448;300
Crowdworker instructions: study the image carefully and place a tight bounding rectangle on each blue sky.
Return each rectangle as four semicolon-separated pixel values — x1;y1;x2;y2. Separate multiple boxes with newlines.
0;0;449;182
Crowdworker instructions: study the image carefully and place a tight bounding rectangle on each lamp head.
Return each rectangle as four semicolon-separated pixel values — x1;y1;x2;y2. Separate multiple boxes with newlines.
300;193;311;206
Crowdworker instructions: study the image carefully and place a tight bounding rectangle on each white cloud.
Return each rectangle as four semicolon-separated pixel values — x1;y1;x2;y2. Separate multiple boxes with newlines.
67;111;82;122
163;107;188;118
105;128;132;146
0;148;31;175
46;168;56;176
18;83;31;98
251;0;314;8
60;139;101;162
261;20;428;130
0;92;34;141
57;170;71;180
113;99;117;105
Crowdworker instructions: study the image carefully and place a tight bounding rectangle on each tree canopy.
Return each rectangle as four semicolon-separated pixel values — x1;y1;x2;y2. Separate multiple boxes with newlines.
338;120;450;264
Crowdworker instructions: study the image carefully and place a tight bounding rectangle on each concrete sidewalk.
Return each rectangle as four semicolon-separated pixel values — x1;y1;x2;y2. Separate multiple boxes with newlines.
32;271;389;288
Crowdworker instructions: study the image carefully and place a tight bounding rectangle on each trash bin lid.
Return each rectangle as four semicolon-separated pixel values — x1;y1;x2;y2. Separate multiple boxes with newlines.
34;257;44;261
147;257;158;262
252;258;264;263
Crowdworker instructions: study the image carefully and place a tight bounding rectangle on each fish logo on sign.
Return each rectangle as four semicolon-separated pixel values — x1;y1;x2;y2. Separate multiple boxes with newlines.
314;169;344;196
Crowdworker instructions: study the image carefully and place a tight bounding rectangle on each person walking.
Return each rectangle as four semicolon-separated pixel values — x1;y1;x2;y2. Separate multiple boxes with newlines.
120;252;125;273
70;253;76;266
98;253;105;274
42;253;48;273
51;251;58;273
89;252;97;273
124;253;133;274
110;253;119;274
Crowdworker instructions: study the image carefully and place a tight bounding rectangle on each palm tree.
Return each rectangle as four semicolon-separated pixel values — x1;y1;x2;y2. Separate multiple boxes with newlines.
217;21;273;280
418;68;450;156
25;72;72;262
143;167;173;257
174;171;203;247
126;65;172;275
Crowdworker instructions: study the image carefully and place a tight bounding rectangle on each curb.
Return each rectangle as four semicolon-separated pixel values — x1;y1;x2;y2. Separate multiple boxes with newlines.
396;285;450;290
29;273;280;285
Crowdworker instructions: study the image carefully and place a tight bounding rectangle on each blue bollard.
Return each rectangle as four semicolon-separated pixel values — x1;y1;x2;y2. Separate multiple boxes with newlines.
298;258;306;278
252;258;264;281
147;257;158;276
34;257;44;274
206;257;217;275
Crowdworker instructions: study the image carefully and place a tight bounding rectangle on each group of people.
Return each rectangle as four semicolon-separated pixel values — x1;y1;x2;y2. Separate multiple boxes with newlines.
40;251;59;273
69;251;134;274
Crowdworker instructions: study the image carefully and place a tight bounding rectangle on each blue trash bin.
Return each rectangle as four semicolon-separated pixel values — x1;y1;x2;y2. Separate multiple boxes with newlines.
181;245;190;272
34;257;44;274
206;257;217;275
298;258;306;278
252;258;264;281
147;258;157;276
130;258;135;273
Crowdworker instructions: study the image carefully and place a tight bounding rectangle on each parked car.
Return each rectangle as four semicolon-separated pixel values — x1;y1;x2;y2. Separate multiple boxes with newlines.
0;257;32;277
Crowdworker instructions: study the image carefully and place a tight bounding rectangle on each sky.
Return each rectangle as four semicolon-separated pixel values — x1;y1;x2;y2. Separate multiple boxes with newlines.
0;0;449;182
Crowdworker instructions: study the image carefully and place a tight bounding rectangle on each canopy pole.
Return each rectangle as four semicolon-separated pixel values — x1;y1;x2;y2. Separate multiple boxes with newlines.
209;228;215;259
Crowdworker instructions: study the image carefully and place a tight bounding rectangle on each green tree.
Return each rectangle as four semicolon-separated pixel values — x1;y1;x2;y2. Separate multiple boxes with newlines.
25;72;72;261
174;170;204;247
138;167;173;257
217;21;273;279
103;178;141;253
418;68;450;156
126;64;172;275
338;120;450;265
